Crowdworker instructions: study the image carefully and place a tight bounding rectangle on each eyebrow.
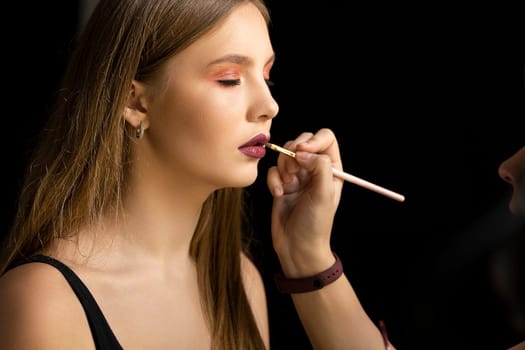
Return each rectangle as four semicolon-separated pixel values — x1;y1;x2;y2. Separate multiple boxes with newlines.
207;53;276;67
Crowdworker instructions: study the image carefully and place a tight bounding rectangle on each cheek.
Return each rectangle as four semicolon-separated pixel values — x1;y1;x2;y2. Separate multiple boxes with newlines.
152;83;209;135
174;79;245;132
165;86;234;140
149;83;242;159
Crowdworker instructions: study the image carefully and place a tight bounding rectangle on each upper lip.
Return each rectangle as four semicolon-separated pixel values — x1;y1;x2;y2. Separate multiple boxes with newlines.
240;133;270;147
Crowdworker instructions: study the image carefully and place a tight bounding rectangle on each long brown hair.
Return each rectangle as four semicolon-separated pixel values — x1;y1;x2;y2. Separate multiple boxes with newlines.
1;0;270;348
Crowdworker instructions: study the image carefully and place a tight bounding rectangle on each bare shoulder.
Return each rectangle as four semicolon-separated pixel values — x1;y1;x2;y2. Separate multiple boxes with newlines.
240;252;269;346
240;252;265;292
0;262;94;349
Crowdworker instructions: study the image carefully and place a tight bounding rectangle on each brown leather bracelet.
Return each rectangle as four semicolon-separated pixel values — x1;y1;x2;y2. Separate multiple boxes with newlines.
274;253;343;294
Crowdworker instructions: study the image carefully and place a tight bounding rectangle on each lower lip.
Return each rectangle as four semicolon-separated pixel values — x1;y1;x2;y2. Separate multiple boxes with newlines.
238;145;266;158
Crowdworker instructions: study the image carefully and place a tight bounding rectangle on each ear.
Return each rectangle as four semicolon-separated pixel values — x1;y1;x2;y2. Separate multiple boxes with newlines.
123;80;150;130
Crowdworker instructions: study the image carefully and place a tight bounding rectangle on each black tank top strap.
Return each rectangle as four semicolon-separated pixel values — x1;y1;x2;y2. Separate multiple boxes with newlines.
7;254;123;350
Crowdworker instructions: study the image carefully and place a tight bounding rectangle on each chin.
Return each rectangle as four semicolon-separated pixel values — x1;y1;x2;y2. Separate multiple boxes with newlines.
231;170;259;188
237;176;258;188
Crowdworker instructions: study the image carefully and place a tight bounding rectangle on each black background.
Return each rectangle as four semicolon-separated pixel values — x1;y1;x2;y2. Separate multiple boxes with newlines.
3;2;525;349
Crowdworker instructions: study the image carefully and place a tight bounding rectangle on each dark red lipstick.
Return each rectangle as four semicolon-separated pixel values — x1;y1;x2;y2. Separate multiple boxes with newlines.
238;133;270;158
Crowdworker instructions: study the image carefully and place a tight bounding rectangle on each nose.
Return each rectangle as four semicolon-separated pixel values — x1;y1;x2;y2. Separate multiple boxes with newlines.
499;146;525;185
498;145;525;215
499;158;515;186
248;79;279;122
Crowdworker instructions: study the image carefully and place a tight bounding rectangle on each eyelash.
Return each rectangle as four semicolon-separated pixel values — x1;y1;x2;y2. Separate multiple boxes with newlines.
218;79;241;86
217;79;275;87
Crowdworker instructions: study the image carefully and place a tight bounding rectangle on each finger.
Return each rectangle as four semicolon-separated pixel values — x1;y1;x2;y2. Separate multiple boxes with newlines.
278;132;314;175
295;150;338;194
287;131;315;146
266;165;284;197
295;128;342;169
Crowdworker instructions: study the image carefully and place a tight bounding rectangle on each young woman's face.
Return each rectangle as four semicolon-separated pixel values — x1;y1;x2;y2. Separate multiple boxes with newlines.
499;145;525;215
145;2;278;191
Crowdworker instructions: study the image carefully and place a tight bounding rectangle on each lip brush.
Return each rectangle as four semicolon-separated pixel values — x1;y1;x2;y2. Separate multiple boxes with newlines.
265;142;405;202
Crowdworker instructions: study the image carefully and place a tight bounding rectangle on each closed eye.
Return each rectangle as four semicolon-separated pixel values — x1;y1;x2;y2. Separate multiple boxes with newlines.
218;79;241;86
217;78;274;87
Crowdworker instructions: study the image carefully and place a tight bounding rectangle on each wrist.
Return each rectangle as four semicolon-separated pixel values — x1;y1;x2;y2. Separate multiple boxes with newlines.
276;247;334;277
274;252;343;294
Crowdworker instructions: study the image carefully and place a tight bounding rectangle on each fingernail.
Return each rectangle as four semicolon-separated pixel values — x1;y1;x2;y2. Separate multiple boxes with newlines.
296;151;311;161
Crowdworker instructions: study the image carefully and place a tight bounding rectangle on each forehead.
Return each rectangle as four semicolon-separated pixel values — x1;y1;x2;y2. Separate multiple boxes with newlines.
169;2;273;68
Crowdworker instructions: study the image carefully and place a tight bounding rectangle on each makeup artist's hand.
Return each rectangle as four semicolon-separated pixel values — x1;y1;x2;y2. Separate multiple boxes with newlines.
266;128;344;276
